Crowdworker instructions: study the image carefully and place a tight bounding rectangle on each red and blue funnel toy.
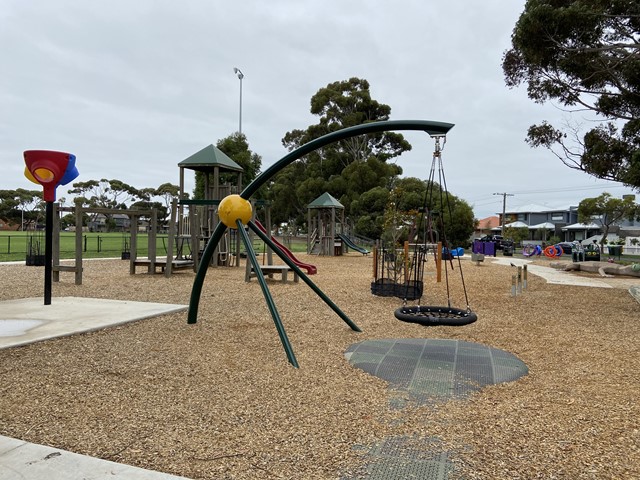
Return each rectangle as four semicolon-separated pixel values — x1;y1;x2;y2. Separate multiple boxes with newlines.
24;150;79;201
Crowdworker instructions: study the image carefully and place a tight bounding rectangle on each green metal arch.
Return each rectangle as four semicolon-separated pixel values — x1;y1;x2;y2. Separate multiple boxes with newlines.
188;119;454;323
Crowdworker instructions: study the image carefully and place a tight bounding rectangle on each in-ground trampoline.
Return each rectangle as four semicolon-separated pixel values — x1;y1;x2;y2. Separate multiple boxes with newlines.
344;338;528;479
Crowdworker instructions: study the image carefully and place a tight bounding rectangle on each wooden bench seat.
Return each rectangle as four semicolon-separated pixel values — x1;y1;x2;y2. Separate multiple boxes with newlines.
53;265;81;272
133;258;194;273
249;265;299;283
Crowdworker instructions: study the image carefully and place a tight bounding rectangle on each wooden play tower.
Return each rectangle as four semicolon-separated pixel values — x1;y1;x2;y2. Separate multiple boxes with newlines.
307;192;344;256
178;144;244;267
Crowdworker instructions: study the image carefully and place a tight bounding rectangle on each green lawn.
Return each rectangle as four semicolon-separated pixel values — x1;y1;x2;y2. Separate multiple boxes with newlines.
0;231;310;262
3;231;638;264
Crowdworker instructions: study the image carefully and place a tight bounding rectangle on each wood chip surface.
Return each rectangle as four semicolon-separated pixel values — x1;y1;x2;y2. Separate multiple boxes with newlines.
0;253;638;479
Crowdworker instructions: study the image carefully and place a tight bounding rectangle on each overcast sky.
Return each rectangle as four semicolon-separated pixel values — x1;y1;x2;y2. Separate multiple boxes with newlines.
1;0;635;219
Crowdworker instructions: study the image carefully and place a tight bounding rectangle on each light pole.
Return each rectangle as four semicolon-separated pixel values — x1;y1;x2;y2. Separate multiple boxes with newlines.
233;67;244;134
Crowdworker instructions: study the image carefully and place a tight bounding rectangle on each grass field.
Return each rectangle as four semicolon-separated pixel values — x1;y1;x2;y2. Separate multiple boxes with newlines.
4;231;637;264
0;231;310;262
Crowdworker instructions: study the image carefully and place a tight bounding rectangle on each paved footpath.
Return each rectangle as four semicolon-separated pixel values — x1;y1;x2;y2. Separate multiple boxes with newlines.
0;436;190;480
490;257;613;288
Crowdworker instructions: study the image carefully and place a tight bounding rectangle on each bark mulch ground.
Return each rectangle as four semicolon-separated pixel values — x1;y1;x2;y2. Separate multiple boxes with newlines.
0;253;638;479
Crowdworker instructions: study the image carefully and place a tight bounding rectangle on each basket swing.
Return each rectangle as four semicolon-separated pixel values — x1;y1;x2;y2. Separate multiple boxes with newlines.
394;135;477;327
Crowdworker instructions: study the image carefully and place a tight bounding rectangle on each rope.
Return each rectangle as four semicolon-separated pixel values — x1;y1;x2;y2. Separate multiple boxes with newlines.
433;136;471;312
412;134;473;314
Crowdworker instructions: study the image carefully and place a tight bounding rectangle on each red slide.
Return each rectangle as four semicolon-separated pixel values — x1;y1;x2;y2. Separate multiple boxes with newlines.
254;221;317;275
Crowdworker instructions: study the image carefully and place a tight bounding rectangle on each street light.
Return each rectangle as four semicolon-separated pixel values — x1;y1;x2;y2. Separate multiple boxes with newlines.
233;67;244;134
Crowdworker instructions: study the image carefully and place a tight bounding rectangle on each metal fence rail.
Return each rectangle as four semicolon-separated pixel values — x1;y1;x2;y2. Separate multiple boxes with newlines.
0;233;169;262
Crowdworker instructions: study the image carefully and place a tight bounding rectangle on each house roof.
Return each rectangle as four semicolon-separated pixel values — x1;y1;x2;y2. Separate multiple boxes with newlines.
562;222;601;231
503;203;548;214
529;222;555;229
476;216;500;230
504;203;576;214
308;192;344;209
178;145;244;173
505;221;529;228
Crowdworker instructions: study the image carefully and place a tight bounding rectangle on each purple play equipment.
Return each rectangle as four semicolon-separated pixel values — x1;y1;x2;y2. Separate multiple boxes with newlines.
473;239;496;256
522;244;543;257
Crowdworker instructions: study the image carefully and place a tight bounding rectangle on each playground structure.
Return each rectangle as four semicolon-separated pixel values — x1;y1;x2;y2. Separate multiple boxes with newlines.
366;136;475;326
522;244;543;257
250;219;317;275
338;233;370;255
307;192;370;256
50;205;161;285
372;241;430;300
40;143;317;283
307;192;343;256
543;244;567;258
176;144;244;269
523;241;600;261
188;120;475;366
242;200;317;282
32;143;246;283
141;144;256;276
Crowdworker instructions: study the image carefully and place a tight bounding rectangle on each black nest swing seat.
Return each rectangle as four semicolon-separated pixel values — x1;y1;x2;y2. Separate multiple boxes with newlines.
394;305;478;326
371;279;423;300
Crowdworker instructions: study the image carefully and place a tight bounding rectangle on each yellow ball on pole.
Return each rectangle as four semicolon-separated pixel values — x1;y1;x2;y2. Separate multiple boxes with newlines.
218;194;252;229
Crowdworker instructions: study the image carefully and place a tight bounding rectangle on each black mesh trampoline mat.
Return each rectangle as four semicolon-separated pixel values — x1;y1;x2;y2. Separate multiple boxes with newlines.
345;436;455;480
345;338;528;406
342;339;528;479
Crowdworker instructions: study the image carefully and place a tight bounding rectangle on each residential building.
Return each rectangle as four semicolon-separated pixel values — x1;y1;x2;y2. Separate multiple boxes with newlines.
87;213;131;232
493;197;640;244
0;218;20;231
474;216;500;238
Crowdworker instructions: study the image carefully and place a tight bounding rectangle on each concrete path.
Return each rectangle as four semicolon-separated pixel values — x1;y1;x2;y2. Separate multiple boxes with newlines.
0;436;189;480
490;257;613;288
0;297;187;349
0;297;190;480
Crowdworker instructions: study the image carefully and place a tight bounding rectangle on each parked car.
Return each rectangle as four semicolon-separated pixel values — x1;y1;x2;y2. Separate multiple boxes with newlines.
479;234;502;242
556;242;574;254
479;234;509;250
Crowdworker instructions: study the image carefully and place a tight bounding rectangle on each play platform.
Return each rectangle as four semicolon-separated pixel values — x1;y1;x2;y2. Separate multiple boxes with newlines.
0;297;187;350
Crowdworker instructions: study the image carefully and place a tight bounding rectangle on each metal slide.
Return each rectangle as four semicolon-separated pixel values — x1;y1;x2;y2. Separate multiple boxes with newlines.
338;234;369;255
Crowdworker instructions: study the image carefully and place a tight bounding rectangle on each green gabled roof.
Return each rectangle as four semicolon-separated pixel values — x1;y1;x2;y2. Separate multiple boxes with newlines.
178;145;244;173
308;192;344;209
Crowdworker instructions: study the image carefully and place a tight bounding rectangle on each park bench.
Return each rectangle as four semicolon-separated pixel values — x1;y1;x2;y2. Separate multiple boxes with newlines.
249;264;299;283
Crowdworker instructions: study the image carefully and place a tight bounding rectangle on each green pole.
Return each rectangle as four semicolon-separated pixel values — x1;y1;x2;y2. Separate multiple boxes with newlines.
248;221;361;332
237;219;299;368
187;221;227;324
239;120;453;200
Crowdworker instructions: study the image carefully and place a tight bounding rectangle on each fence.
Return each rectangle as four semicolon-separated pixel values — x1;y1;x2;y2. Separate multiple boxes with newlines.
0;233;169;263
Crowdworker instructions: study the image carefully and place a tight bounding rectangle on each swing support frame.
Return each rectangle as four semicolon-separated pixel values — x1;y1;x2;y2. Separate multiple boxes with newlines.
187;120;466;366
